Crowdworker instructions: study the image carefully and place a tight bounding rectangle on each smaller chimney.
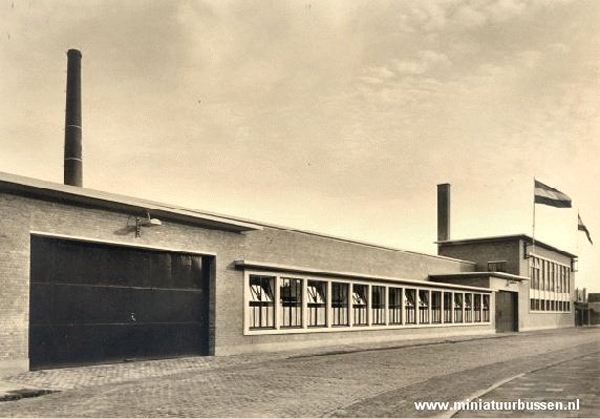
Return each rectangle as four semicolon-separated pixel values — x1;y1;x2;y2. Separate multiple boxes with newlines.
64;49;83;187
437;183;451;242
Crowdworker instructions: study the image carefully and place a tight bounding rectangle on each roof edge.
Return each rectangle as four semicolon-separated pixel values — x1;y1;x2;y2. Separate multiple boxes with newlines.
0;172;476;264
430;271;530;281
0;171;262;232
235;260;493;292
437;234;577;259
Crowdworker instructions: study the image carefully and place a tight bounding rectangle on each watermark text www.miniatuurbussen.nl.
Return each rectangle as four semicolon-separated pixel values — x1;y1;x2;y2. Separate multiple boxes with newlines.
414;398;580;413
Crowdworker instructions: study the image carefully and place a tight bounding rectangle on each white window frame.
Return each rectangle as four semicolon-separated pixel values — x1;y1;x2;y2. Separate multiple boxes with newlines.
528;255;572;314
243;270;492;335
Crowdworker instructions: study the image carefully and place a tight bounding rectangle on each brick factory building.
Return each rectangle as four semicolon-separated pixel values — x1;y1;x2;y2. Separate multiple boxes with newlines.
0;50;578;376
0;172;577;376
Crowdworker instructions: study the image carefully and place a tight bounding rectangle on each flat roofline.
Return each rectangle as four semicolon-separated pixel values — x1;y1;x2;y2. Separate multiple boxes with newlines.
429;272;530;282
0;171;262;233
0;172;476;264
235;260;492;292
167;208;477;264
437;234;577;259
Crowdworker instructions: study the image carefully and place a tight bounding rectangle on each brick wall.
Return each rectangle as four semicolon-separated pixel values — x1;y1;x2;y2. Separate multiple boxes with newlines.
439;238;575;332
1;191;485;375
439;240;521;274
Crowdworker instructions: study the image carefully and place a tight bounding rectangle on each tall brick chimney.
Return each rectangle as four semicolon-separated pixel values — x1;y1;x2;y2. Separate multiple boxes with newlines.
64;49;83;187
437;183;451;242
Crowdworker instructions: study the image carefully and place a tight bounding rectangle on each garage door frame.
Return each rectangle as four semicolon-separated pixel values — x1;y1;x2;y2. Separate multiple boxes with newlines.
29;232;216;369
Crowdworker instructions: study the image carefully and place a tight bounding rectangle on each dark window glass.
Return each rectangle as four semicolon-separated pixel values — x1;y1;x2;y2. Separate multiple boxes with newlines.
352;284;368;326
332;282;349;326
482;294;490;322
307;280;327;327
280;278;303;328
431;291;442;324
418;290;430;324
372;286;385;325
474;294;482;322
488;261;507;272
465;293;473;323
405;289;416;324
443;292;453;323
388;287;402;325
454;293;464;323
249;275;275;329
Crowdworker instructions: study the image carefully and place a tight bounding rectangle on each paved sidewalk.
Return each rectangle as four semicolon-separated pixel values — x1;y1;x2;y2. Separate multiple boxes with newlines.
2;331;511;391
0;328;597;417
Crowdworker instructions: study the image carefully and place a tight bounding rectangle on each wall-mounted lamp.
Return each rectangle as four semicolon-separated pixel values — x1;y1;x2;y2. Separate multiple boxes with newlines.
134;211;162;237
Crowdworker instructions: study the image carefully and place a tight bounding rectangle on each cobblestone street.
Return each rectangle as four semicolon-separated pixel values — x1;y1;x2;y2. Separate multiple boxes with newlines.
0;328;598;417
454;349;599;418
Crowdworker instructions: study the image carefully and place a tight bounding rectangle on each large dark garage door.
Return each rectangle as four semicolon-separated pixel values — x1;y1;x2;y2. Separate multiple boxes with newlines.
29;236;212;369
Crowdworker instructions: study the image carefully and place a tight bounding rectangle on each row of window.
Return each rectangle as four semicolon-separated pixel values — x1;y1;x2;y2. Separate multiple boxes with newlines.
530;256;571;293
248;274;491;331
530;299;570;312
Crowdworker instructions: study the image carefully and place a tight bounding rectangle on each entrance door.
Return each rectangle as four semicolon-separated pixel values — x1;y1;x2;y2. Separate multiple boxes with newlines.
29;236;212;369
495;291;518;332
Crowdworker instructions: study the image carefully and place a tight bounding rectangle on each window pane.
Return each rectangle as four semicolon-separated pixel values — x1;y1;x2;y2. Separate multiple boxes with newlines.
249;275;275;329
418;290;430;324
405;289;416;324
352;284;368;326
280;278;303;328
332;282;349;326
488;261;506;272
371;286;385;325
474;294;482;322
388;287;402;325
307;280;327;327
482;294;490;322
431;291;442;324
465;293;473;323
443;292;453;323
454;293;463;323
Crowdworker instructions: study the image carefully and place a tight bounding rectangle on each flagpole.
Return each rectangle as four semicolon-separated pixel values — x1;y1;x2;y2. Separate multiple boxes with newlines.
576;210;580;257
532;177;536;258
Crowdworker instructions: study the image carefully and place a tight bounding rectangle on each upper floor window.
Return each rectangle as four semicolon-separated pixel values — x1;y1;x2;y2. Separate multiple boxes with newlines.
529;256;571;294
531;257;541;289
487;260;507;272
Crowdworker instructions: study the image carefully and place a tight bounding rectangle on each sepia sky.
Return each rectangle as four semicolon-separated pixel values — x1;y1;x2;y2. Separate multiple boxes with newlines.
1;0;599;291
